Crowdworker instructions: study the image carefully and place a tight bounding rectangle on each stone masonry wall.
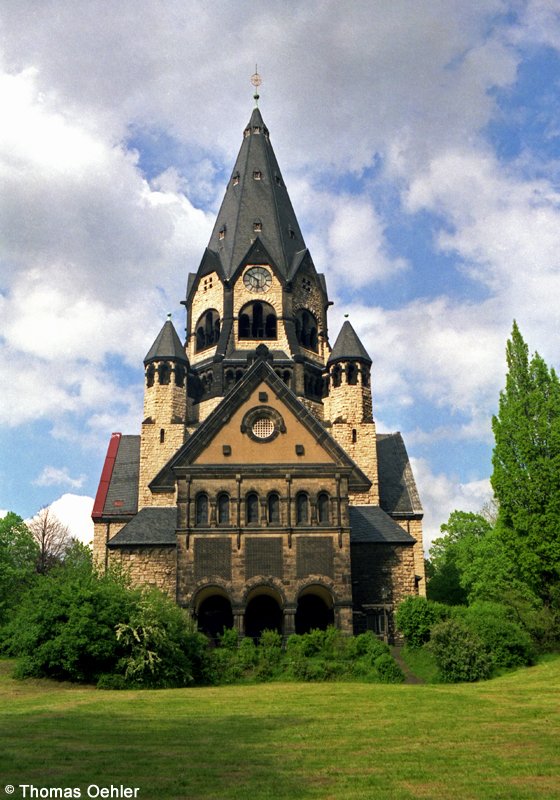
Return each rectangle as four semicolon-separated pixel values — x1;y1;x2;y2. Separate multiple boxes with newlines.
188;271;225;366
395;517;426;597
108;546;177;598
93;520;126;571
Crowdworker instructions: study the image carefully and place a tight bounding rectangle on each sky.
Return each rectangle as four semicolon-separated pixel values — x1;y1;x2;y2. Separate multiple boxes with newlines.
1;0;559;550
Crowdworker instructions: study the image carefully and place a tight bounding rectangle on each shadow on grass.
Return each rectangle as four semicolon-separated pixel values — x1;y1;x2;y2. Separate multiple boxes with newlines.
1;706;319;800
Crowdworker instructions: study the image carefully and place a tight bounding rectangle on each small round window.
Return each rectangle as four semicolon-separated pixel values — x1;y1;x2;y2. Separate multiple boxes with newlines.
252;417;275;439
241;406;286;443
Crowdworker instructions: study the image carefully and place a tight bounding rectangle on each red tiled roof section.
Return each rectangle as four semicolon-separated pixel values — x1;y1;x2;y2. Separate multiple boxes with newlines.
92;433;121;520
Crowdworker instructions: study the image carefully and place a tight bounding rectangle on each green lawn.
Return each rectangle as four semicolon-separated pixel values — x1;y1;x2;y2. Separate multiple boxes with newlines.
1;657;559;800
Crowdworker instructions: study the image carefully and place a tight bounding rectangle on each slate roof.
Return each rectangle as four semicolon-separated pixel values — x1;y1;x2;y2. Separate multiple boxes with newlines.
144;319;188;365
205;107;307;281
107;507;177;548
328;320;372;364
377;433;423;515
349;506;416;544
92;434;140;519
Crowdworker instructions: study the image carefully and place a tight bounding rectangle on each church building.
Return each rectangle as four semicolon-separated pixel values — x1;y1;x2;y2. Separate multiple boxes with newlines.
92;94;425;642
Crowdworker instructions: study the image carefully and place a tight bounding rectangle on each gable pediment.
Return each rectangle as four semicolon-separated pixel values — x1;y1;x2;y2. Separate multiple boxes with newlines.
150;354;371;491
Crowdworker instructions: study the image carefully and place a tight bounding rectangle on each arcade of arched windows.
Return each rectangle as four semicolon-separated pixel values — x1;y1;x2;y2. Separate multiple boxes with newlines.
145;362;186;388
238;301;277;340
191;489;335;528
326;362;370;391
195;309;221;352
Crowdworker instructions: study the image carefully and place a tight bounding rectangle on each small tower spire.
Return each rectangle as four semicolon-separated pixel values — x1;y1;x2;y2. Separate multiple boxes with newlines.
251;66;262;107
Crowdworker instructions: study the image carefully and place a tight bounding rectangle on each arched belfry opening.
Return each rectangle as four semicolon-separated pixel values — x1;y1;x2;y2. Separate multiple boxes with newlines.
295;586;334;634
196;591;233;639
244;589;283;640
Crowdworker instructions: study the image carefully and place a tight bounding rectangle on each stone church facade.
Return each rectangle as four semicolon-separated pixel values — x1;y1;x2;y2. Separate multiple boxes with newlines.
92;103;425;642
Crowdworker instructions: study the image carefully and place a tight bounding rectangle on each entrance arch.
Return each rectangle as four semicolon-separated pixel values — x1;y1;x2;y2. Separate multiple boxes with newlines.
295;586;334;634
245;590;283;640
196;591;233;639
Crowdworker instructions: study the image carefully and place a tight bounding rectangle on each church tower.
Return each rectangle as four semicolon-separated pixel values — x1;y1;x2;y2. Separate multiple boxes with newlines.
93;87;425;643
184;106;330;423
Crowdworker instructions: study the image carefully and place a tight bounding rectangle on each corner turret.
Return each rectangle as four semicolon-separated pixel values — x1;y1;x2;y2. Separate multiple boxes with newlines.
324;321;378;503
139;317;189;507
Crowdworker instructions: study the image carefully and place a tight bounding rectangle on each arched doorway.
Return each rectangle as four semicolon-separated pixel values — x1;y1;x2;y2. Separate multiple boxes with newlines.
197;594;233;639
245;592;283;640
295;587;334;634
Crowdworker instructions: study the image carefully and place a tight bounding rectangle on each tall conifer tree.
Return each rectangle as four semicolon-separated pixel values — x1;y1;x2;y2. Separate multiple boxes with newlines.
491;322;560;602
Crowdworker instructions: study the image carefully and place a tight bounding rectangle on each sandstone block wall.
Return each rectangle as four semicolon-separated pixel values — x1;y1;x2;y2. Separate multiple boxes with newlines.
108;546;177;598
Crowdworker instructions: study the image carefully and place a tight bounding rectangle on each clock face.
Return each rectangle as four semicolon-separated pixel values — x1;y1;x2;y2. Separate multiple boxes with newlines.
243;266;272;293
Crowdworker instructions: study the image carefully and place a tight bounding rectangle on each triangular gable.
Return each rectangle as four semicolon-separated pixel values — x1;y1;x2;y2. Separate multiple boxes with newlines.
150;351;371;492
229;237;282;285
186;249;225;304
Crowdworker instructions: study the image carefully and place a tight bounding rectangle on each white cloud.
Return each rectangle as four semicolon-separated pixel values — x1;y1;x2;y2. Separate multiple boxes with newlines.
411;457;493;552
48;494;94;545
33;466;86;490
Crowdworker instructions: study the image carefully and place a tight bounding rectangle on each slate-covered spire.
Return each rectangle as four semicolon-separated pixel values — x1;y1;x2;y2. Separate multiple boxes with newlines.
144;317;188;365
328;320;372;365
207;107;307;280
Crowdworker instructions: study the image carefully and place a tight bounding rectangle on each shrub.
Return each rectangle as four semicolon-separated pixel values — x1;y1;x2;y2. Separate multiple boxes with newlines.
374;653;405;683
219;627;239;651
430;618;492;682
5;566;139;682
396;596;448;648
237;636;258;669
115;590;209;688
462;601;536;669
346;631;389;661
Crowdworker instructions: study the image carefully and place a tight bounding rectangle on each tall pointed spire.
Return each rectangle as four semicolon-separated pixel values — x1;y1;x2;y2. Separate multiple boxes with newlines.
205;104;307;281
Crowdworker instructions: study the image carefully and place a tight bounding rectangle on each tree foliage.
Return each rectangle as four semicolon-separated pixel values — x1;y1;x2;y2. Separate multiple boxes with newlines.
491;322;560;602
0;512;40;625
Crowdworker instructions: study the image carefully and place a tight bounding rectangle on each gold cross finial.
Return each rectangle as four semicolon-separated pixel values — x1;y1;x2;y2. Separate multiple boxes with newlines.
251;66;262;107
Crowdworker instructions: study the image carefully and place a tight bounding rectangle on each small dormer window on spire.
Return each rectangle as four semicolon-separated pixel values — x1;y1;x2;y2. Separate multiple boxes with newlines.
232;172;240;186
219;226;226;241
253;170;262;181
253;220;262;233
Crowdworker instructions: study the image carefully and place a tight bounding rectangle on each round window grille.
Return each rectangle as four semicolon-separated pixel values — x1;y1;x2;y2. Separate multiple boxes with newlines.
252;417;275;439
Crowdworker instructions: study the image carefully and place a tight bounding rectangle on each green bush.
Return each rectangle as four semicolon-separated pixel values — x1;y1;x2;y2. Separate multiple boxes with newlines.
461;601;536;669
5;566;139;682
346;631;390;661
374;653;405;683
237;636;258;669
396;596;448;648
115;590;209;688
430;618;493;682
4;563;210;688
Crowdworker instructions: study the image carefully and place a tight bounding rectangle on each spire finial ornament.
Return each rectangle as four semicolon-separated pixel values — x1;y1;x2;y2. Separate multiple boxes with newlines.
251;66;262;107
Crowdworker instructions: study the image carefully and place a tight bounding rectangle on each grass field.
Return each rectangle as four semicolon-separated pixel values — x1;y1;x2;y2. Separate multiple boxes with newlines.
1;657;559;800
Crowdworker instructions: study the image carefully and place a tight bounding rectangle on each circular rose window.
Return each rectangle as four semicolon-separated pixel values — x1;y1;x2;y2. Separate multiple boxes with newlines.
241;406;286;442
252;417;275;439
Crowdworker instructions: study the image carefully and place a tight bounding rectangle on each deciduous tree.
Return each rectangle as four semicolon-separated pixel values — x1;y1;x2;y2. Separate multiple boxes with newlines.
491;322;560;602
27;507;72;574
0;512;39;623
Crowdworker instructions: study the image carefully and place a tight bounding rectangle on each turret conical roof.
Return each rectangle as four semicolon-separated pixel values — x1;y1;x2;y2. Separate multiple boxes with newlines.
206;107;306;280
328;320;372;364
144;319;188;365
